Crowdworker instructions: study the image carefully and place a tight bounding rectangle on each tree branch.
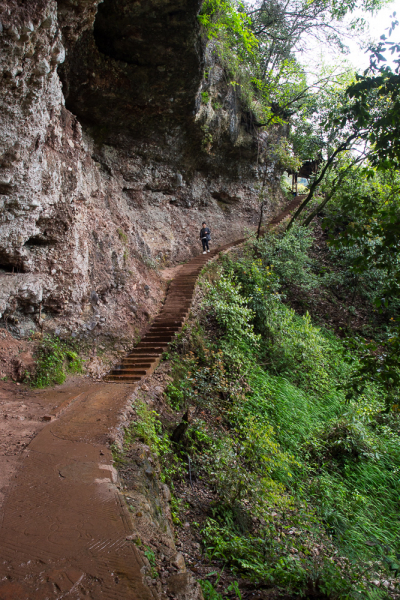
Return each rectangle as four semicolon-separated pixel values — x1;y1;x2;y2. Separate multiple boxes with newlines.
286;131;359;231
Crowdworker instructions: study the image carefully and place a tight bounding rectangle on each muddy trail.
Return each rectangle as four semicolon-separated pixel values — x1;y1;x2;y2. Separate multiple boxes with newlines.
0;202;300;600
0;238;245;599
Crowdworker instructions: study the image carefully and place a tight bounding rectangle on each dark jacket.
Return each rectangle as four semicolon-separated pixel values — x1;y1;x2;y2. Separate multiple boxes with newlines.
200;227;211;240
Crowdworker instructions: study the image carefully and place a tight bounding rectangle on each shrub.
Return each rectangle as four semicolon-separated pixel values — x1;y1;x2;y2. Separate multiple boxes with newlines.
254;225;318;292
32;335;84;388
125;399;183;484
203;272;260;347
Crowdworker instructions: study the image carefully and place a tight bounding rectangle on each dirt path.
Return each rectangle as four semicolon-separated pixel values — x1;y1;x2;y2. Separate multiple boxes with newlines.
0;382;156;600
0;238;244;600
0;378;96;508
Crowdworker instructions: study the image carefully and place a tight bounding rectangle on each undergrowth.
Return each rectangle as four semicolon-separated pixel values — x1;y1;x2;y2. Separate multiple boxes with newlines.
168;229;400;597
31;335;84;388
126;226;400;598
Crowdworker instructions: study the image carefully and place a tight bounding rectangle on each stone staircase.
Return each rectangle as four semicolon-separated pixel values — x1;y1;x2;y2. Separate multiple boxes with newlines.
105;196;306;384
105;240;245;383
267;195;305;226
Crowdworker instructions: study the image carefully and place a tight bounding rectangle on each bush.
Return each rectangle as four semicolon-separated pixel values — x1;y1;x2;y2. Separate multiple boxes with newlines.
254;225;318;292
203;272;260;347
32;335;84;388
124;399;183;484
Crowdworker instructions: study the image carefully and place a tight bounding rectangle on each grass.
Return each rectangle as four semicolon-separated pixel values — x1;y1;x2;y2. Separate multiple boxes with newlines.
117;228;128;244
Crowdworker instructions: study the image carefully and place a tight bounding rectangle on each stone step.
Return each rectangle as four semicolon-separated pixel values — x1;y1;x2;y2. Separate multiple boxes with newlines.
132;347;167;354
106;375;142;382
112;368;147;375
122;362;153;368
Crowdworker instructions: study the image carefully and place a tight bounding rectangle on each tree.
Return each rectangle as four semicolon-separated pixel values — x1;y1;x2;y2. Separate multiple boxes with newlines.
287;17;400;229
322;166;400;409
345;15;400;168
285;74;369;229
198;0;388;129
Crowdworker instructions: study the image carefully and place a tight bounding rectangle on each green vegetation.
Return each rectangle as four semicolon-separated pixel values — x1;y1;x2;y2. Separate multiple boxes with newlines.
200;576;243;599
121;398;184;486
32;335;84;388
139;227;400;597
117;228;128;244
124;399;169;457
197;0;386;130
117;2;400;596
144;546;158;578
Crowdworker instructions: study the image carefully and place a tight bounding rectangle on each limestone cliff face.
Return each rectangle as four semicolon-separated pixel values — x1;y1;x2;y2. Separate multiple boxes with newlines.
0;0;283;344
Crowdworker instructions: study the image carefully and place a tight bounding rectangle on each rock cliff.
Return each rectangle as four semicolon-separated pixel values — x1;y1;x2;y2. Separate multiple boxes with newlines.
0;0;283;347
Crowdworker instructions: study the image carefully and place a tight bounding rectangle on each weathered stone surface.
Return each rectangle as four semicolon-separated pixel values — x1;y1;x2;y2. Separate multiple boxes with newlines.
0;0;285;343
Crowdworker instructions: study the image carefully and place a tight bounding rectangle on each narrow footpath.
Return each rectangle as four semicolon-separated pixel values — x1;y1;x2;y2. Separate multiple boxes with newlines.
0;200;301;600
0;239;245;600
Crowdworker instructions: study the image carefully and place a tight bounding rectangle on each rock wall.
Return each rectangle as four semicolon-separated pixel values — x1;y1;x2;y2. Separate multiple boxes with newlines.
0;0;284;345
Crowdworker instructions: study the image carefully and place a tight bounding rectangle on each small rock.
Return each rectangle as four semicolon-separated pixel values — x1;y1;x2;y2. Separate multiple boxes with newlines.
41;16;53;29
34;59;50;77
21;22;34;34
90;290;99;305
172;552;186;573
162;484;171;502
167;573;203;600
7;26;19;41
126;534;141;543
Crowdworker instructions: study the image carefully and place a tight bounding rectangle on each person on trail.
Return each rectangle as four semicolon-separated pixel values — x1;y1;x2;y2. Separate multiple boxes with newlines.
200;222;211;254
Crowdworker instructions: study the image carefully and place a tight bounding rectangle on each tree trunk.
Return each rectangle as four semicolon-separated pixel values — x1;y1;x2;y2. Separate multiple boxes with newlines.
286;132;358;232
257;200;265;239
302;193;333;226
